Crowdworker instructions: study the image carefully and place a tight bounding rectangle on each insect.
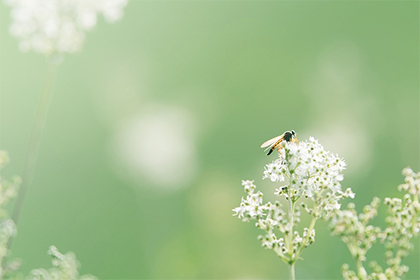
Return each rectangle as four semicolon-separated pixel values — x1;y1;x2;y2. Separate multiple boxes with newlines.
260;130;298;156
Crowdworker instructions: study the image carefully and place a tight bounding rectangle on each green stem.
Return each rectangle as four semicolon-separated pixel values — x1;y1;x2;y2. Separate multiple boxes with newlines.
288;190;295;259
0;62;57;264
289;262;295;280
411;194;419;230
295;201;317;261
1;61;58;272
287;188;297;280
2;62;58;273
356;259;367;280
11;62;58;225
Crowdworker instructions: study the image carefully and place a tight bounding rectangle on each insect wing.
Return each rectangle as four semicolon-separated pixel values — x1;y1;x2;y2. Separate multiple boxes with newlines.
260;135;283;148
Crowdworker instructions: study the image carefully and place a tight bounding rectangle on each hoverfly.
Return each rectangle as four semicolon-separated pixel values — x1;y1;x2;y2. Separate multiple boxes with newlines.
260;130;298;156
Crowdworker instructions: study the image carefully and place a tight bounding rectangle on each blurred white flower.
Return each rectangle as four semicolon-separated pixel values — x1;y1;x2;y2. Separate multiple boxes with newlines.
29;246;97;280
0;151;20;277
3;0;128;56
0;219;17;270
112;105;197;191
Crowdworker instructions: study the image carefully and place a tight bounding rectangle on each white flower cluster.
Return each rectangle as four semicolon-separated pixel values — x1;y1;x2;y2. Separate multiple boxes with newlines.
4;0;129;56
0;151;21;278
233;137;353;265
233;180;265;221
263;137;345;190
29;246;98;280
263;137;353;215
331;167;420;280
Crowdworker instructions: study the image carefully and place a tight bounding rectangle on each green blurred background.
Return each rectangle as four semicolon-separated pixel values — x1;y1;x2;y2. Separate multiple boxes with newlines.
1;1;419;279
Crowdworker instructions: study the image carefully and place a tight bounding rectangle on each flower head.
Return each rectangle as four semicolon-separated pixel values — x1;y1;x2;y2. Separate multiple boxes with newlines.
263;137;352;214
233;136;353;265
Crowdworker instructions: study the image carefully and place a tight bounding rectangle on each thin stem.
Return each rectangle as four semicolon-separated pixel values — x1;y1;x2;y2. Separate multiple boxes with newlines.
349;232;367;280
11;62;58;225
289;262;295;280
295;215;316;261
2;62;58;272
287;190;295;259
356;259;367;280
294;189;326;261
287;188;297;280
411;194;419;228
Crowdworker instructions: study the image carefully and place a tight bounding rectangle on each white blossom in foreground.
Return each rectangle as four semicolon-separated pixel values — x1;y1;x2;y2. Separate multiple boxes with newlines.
331;167;420;280
3;0;128;56
29;246;98;280
233;137;353;270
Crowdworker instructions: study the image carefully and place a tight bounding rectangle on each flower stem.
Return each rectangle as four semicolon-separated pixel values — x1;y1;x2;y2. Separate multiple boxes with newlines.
356;259;367;280
295;203;317;261
287;188;297;280
1;61;58;273
288;189;295;259
2;62;58;272
12;61;58;226
289;262;295;280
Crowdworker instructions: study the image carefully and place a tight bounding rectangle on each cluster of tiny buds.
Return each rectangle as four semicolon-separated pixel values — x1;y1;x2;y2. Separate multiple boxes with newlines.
302;227;315;247
258;234;287;253
332;167;420;280
342;260;410;280
330;198;383;262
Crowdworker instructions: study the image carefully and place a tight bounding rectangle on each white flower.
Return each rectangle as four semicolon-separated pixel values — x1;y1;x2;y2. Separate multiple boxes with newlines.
233;181;266;221
263;137;350;214
242;180;255;192
263;159;286;182
233;192;266;221
233;136;353;264
4;0;129;56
